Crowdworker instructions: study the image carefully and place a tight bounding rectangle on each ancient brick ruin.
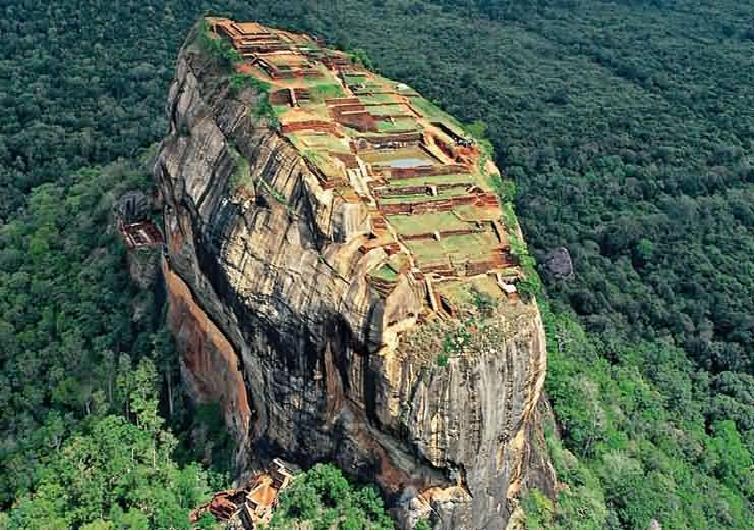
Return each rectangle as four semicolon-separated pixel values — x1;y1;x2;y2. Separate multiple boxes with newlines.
207;17;524;311
190;459;297;529
114;191;164;249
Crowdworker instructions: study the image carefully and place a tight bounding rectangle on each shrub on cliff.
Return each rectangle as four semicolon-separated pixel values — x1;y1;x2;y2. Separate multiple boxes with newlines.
198;19;241;67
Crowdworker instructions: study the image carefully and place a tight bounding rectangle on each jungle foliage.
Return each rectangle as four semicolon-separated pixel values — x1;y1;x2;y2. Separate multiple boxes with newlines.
2;359;220;530
0;0;751;529
0;155;225;523
269;464;394;530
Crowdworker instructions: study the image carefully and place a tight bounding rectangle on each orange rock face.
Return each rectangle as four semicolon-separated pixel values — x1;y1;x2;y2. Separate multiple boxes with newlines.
163;260;252;447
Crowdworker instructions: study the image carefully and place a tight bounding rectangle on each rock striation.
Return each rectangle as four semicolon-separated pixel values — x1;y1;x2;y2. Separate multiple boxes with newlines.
155;21;554;529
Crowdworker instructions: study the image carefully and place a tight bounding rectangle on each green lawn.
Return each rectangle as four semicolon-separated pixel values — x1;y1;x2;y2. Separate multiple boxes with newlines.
387;211;472;235
370;263;399;281
376;117;419;133
378;185;469;204
404;230;498;266
343;73;367;85
405;239;448;265
408;96;466;130
309;83;346;102
442;232;498;259
388;173;474;187
365;103;413;116
293;132;351;153
453;204;502;221
436;275;503;306
356;92;399;104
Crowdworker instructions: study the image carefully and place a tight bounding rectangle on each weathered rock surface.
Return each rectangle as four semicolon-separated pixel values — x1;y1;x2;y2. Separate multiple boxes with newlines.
155;27;554;529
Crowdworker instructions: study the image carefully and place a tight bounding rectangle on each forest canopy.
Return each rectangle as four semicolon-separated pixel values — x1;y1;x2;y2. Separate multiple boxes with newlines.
0;0;751;529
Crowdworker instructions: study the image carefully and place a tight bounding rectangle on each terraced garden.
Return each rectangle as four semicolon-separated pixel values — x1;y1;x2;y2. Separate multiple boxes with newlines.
208;17;523;309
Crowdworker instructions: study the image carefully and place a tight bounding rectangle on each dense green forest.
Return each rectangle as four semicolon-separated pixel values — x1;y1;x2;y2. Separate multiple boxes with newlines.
0;0;751;528
268;464;394;529
0;156;220;526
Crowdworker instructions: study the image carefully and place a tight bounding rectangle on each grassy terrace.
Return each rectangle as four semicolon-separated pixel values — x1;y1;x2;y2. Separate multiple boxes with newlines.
377;186;469;204
408;96;466;130
365;103;413;116
396;86;420;97
277;102;332;121
443;232;500;255
387;211;474;234
252;61;340;90
405;239;448;265
407;231;499;266
342;73;367;84
387;173;474;187
289;134;351;154
298;147;343;177
289;130;349;149
309;82;346;101
363;79;393;89
357;93;400;104
436;275;503;305
376;118;420;133
359;147;436;164
387;171;493;192
370;263;399;281
453;204;501;221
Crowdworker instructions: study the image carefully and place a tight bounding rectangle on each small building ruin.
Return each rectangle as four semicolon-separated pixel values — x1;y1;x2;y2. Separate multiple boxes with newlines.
114;191;164;249
190;459;298;529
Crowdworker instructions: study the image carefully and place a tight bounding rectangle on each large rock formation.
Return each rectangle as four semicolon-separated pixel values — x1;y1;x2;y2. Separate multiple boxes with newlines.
155;23;554;529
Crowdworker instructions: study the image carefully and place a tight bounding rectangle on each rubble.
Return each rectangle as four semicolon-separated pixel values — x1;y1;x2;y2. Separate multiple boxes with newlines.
190;459;298;529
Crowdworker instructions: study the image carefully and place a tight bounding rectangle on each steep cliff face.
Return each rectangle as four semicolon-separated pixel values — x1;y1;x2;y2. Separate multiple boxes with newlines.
155;24;553;529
